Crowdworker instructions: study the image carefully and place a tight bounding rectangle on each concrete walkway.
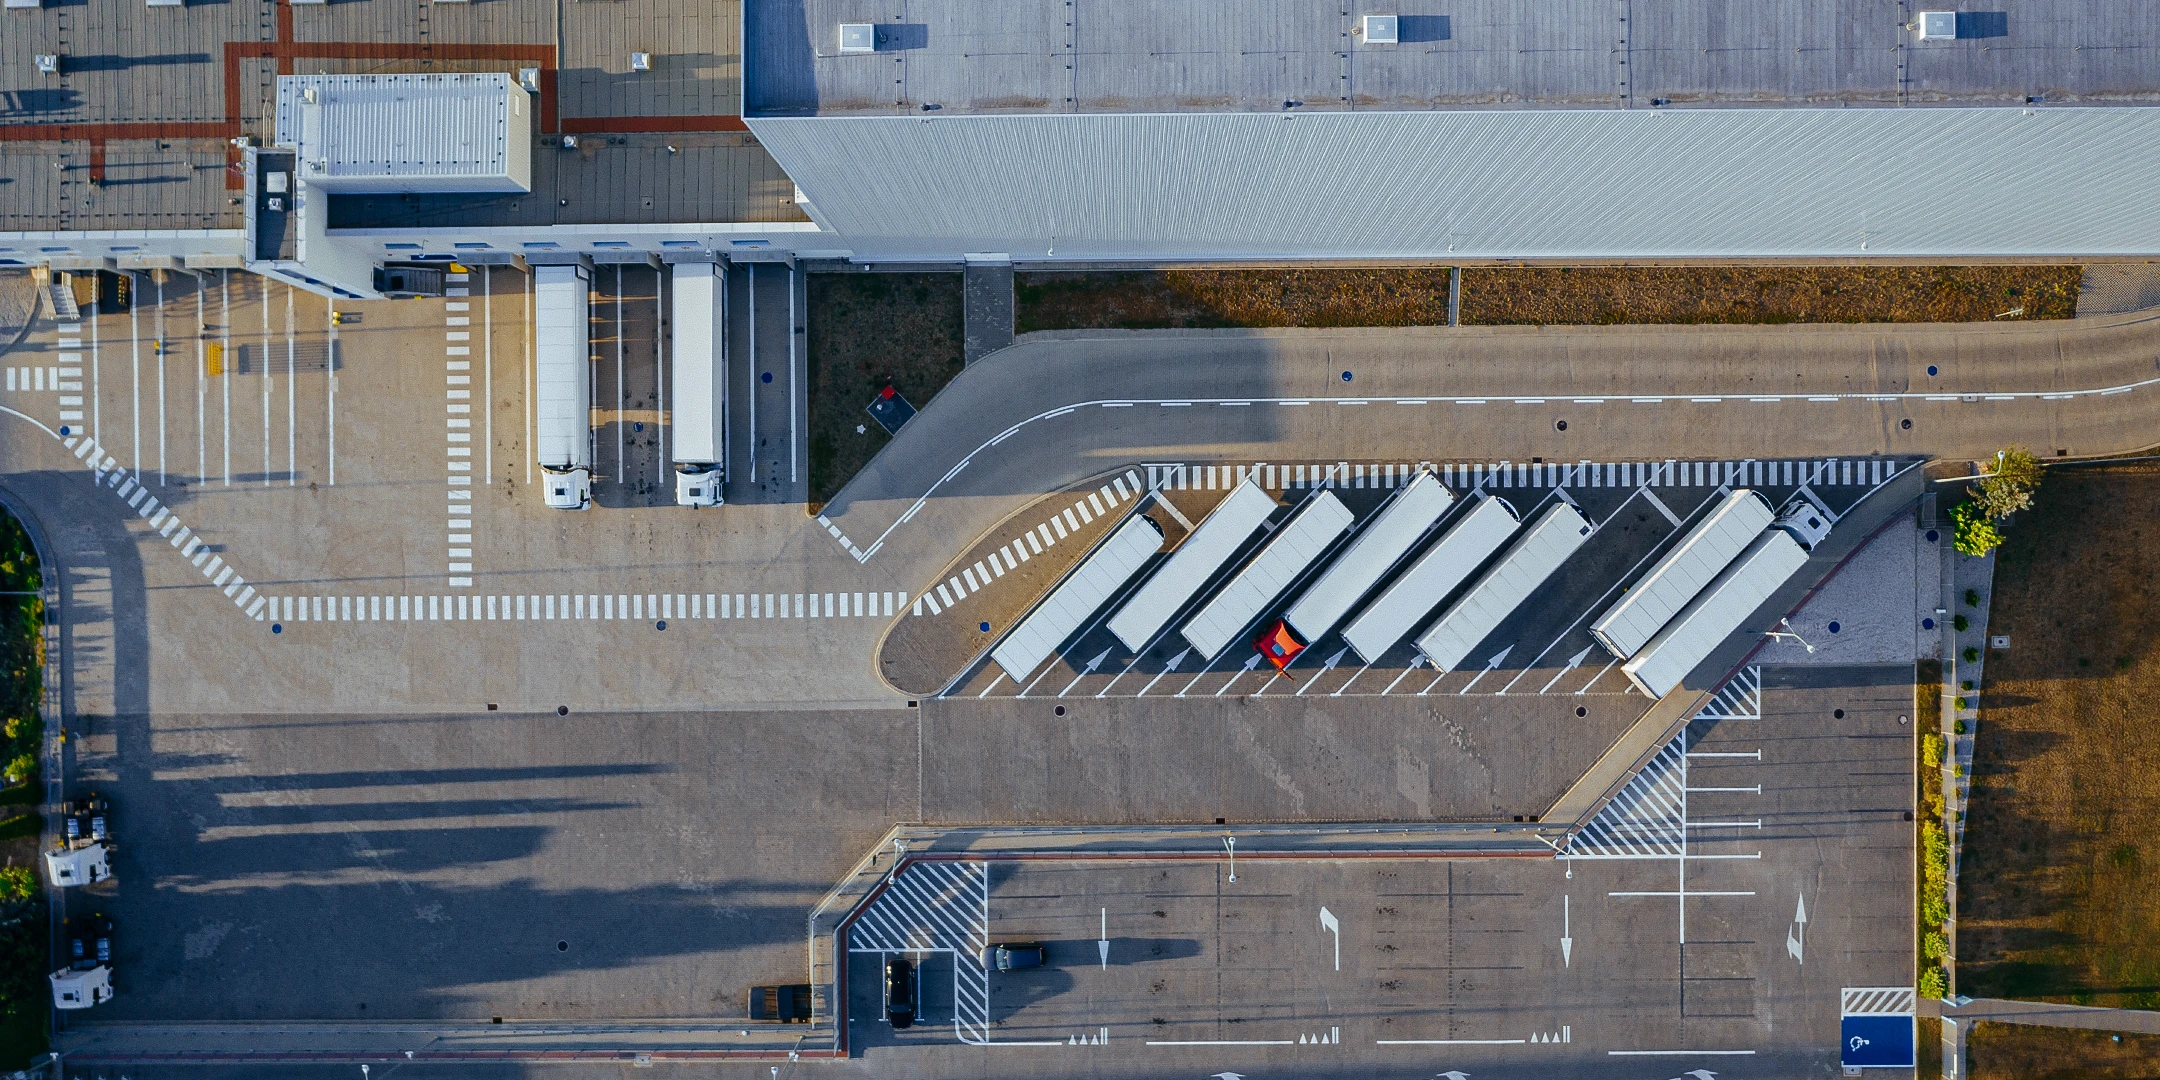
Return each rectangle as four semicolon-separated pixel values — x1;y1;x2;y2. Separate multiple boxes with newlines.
1943;998;2160;1078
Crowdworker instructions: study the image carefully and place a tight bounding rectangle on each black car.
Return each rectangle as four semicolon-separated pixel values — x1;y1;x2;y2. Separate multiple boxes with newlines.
979;942;1047;972
884;957;916;1028
748;983;813;1023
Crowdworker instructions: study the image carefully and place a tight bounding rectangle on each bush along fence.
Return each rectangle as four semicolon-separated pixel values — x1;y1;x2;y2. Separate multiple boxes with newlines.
0;505;48;1066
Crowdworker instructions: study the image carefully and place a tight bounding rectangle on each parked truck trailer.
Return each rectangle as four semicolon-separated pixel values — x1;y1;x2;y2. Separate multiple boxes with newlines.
534;265;593;510
671;261;726;506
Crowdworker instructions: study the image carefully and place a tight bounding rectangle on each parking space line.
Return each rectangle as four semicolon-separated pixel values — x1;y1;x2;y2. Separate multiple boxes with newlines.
221;270;231;485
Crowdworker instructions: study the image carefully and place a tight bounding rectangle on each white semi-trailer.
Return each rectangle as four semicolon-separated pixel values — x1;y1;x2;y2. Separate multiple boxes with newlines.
992;514;1166;682
1414;501;1594;675
1340;494;1520;664
671;261;726;507
1179;490;1354;661
1280;469;1455;646
1621;528;1810;699
1106;478;1276;652
534;265;593;510
1590;489;1774;659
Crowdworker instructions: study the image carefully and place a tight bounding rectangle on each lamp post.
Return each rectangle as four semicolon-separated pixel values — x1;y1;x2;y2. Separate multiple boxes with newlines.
1764;617;1816;654
1223;835;1237;883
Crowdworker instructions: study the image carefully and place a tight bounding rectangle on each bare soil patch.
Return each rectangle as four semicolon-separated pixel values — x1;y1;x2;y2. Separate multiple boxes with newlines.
806;272;965;509
1461;266;2080;325
1958;463;2160;1007
1015;269;1454;331
1969;1022;2160;1079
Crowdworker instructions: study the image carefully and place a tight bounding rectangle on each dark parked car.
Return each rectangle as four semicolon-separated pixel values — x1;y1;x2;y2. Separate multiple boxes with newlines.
747;983;813;1023
884;957;916;1028
979;942;1047;971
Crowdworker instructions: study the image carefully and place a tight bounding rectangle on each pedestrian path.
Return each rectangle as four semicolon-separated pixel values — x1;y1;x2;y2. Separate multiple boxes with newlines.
444;273;477;588
60;429;267;621
845;859;991;1045
255;588;912;625
3;322;86;429
913;469;1144;617
1566;735;1689;859
1693;666;1765;721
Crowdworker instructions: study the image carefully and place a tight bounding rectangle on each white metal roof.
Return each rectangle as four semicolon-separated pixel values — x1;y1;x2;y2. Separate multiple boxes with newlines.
1340;494;1519;664
275;73;531;193
1107;478;1277;652
670;263;726;465
1181;490;1355;660
1623;529;1810;699
533;266;592;470
1591;489;1775;659
748;107;2160;261
992;514;1165;680
1416;501;1594;675
42;843;107;887
1282;470;1455;643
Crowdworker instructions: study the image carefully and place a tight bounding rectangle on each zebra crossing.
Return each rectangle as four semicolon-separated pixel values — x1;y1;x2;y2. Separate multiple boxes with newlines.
1145;456;1904;494
1694;666;1764;721
256;588;912;625
914;469;1145;618
5;322;86;428
60;429;269;621
1567;734;1689;860
847;860;991;1045
444;272;479;588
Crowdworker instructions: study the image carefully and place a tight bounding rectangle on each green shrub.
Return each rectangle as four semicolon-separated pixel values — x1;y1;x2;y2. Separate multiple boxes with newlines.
1;757;32;786
1952;500;2005;556
1920;966;1947;998
1953;614;1970;632
1954;719;1967;735
1965;588;1981;608
1923;732;1945;764
1924;930;1948;960
1961;680;1974;691
0;868;30;904
1955;696;1970;710
1971;445;2043;520
1964;646;1980;663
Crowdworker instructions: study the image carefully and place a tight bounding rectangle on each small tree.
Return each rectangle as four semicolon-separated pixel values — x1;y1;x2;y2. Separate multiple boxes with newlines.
1;754;32;786
1951;501;2005;556
1970;445;2042;521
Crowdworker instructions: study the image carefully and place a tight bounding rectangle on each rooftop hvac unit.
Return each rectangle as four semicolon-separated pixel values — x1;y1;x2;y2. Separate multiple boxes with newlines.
631;52;652;72
34;53;59;73
145;0;183;7
1363;14;1399;44
1917;12;1957;40
838;23;875;54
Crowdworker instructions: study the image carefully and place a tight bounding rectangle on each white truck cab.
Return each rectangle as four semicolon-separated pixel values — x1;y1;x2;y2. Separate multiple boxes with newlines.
674;463;722;507
543;466;593;511
50;966;112;1010
44;841;109;887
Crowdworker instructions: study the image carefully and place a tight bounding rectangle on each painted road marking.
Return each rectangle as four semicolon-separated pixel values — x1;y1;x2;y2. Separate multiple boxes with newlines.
846;860;991;1045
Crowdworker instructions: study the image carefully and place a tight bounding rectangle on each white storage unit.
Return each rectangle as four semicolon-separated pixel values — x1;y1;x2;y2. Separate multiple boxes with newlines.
274;73;533;193
992;515;1165;681
1340;494;1520;664
534;265;594;510
1180;491;1355;660
1415;502;1595;674
1107;478;1276;651
670;262;726;506
1282;469;1454;644
1623;530;1810;699
1590;489;1774;659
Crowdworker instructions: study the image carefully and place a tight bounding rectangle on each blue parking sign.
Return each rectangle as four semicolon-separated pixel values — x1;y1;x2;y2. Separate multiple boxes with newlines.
1841;1014;1915;1068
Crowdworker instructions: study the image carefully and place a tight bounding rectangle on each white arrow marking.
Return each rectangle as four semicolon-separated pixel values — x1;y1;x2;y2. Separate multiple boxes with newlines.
1438;1072;1472;1080
1561;894;1573;967
1294;648;1347;696
1133;648;1189;698
1058;648;1111;697
1100;907;1109;969
1788;893;1807;964
1456;645;1513;695
1212;1073;1247;1080
1215;652;1264;697
1537;645;1596;695
1319;906;1340;971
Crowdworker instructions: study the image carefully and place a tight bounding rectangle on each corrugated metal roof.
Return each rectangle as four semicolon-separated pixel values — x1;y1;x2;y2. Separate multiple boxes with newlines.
1181;490;1355;660
533;266;591;470
1623;529;1810;699
1592;489;1775;659
992;514;1165;681
1283;470;1455;644
1416;501;1594;675
276;74;529;193
748;108;2160;260
1341;494;1519;665
1107;478;1277;652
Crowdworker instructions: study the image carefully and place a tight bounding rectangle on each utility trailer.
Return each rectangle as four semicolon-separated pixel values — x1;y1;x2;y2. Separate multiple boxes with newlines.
670;261;726;506
1280;469;1455;646
1340;494;1520;664
534;265;593;510
1180;490;1354;661
1621;504;1823;698
1591;489;1774;659
1414;501;1594;675
991;514;1165;681
1106;478;1276;652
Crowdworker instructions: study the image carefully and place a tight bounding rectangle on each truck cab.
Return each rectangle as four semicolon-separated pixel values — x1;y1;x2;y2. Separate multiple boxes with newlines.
51;915;114;1010
674;463;723;507
46;794;113;887
542;466;592;511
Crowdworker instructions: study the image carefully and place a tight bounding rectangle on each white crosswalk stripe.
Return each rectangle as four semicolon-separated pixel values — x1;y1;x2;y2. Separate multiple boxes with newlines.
256;589;911;624
914;470;1143;617
1694;666;1764;721
61;431;264;619
846;860;991;1045
444;278;477;588
1567;735;1688;859
1142;457;1901;493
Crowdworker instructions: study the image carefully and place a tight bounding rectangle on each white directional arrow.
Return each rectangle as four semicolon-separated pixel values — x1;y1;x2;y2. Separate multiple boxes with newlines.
1212;1073;1247;1080
1295;648;1348;696
1319;906;1341;971
1537;645;1597;695
1561;895;1573;967
1059;648;1112;697
1438;1072;1472;1080
1133;648;1190;698
1100;908;1110;969
1787;894;1807;964
1215;652;1264;697
1456;645;1513;695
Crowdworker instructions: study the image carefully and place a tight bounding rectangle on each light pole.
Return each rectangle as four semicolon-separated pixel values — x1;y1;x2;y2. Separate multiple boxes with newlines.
1764;617;1816;653
1223;835;1237;883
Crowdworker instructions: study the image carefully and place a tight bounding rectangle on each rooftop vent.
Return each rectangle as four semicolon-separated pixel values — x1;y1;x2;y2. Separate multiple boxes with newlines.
1362;14;1399;44
1917;11;1957;40
838;23;875;54
519;67;541;92
630;52;651;72
145;0;183;7
34;53;59;73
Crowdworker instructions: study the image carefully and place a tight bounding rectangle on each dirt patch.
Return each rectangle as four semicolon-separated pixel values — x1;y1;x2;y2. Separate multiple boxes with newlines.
1957;463;2160;1007
1460;266;2081;325
806;272;965;509
1016;269;1455;331
1968;1022;2160;1079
